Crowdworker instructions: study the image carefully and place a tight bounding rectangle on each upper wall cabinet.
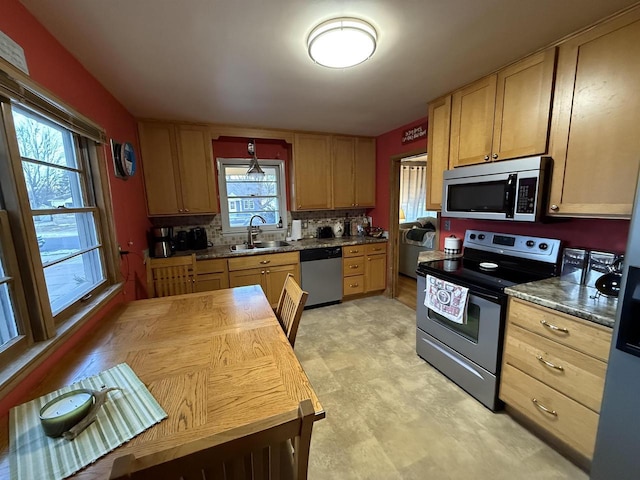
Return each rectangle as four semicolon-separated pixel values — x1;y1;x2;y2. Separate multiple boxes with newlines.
292;133;376;211
332;136;376;209
450;48;556;168
426;95;451;210
139;121;218;216
291;133;333;210
548;10;640;218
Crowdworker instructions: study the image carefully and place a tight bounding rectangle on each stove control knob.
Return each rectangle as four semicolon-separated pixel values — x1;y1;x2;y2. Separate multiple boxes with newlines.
478;234;485;240
526;240;535;248
470;234;476;240
539;242;549;251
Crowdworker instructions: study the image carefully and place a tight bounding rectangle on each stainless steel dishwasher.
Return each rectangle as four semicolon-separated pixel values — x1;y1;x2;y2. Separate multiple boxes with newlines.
300;246;343;308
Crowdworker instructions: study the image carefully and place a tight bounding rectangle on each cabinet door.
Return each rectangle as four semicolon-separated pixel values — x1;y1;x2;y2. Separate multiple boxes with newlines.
176;125;218;214
292;133;332;210
265;263;300;307
355;137;376;207
332;136;356;208
426;95;451;210
229;269;265;295
549;12;640;217
195;273;229;292
450;75;497;167
365;253;386;292
139;122;182;215
492;48;556;161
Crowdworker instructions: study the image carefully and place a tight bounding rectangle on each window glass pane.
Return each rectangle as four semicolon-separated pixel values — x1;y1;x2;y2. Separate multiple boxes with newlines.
22;163;85;210
0;282;19;347
44;249;104;315
34;212;99;265
13;109;78;169
224;165;280;227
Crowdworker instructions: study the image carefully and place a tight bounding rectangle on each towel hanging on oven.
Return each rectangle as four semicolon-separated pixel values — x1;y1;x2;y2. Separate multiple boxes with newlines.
424;275;469;324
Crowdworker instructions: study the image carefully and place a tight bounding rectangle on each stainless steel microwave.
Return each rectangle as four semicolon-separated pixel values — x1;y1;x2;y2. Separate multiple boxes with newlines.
442;156;551;222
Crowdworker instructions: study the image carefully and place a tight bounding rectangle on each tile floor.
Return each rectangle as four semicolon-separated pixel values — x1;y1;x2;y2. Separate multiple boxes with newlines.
295;296;587;480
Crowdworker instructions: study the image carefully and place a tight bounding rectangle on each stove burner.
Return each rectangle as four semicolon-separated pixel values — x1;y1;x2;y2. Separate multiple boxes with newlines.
479;262;498;270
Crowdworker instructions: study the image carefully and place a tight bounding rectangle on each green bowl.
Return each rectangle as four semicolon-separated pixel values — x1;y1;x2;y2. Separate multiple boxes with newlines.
39;389;95;438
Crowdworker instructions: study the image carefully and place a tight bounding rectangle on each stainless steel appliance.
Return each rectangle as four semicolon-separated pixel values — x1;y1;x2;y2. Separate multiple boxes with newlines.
442;156;550;222
416;230;561;410
300;247;342;308
591;170;640;480
150;227;173;258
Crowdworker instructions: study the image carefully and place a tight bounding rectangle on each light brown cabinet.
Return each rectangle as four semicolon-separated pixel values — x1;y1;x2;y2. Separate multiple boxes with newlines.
293;133;375;211
426;95;451;210
342;243;387;297
139;121;218;216
449;49;556;168
227;252;300;307
291;133;333;210
499;298;612;460
195;259;229;292
332;136;376;209
548;10;640;217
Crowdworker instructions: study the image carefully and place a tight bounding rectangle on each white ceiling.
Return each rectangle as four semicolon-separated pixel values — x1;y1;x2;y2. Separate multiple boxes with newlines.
19;0;639;136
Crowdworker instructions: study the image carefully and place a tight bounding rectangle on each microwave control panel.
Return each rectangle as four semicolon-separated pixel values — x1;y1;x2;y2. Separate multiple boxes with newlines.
516;177;538;214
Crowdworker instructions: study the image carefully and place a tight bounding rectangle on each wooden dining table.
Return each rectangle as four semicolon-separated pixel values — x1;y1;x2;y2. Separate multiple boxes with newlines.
0;285;324;479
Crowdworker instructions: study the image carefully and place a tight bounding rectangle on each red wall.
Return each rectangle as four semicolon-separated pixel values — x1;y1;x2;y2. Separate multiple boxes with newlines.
370;117;428;230
0;0;149;414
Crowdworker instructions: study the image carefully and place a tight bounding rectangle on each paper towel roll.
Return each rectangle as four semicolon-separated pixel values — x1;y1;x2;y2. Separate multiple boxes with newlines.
291;220;302;240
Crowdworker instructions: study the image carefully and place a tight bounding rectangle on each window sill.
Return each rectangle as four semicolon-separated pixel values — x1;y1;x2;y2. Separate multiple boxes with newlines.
0;283;124;405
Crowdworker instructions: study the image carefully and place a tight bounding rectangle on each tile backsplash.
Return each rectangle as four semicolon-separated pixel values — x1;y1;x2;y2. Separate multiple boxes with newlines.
155;209;370;247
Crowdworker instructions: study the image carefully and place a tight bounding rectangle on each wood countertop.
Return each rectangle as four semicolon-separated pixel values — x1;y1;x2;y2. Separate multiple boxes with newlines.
0;286;324;479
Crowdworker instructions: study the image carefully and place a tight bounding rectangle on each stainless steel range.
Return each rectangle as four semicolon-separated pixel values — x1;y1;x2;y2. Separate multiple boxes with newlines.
416;230;561;411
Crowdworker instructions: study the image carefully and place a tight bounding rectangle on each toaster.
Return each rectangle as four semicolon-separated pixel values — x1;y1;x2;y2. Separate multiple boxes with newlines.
188;227;208;250
317;226;334;239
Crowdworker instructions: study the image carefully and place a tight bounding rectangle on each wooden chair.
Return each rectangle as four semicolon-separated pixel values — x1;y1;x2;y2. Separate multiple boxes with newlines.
109;399;315;480
275;274;309;348
146;254;196;298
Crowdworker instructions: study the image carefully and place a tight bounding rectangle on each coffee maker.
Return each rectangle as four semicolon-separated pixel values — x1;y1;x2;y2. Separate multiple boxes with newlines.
150;227;173;258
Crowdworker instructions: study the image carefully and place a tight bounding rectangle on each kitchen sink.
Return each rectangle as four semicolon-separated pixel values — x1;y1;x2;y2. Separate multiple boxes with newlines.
230;241;290;251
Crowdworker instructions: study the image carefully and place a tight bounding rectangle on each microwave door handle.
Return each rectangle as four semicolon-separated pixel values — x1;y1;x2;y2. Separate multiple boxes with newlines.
505;174;517;218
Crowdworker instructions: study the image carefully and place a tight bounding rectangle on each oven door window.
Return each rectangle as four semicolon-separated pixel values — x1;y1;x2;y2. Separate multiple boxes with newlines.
447;181;508;213
428;302;481;343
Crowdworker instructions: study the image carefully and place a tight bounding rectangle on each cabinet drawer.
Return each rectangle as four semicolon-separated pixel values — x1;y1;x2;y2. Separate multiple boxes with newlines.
365;243;387;255
504;323;607;412
228;252;299;271
195;273;229;292
500;364;599;459
508;298;612;362
343;275;364;295
343;246;365;258
343;257;364;277
196;258;227;274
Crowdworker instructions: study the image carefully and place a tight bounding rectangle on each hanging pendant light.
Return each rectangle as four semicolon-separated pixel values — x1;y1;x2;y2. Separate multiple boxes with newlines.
246;139;265;176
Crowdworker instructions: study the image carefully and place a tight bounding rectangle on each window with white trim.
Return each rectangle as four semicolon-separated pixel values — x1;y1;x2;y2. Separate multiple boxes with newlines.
217;159;287;234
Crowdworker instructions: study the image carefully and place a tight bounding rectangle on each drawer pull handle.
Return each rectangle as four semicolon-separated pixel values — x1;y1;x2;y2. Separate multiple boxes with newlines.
536;355;564;371
532;398;557;417
540;320;569;333
259;260;271;265
349;265;359;269
349;250;359;253
350;283;359;287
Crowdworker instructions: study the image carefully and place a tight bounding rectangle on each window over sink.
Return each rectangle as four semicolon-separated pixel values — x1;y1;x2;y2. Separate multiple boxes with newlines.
216;158;287;234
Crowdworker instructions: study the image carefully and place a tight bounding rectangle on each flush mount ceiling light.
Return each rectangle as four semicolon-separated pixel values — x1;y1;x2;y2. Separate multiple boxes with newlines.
307;17;377;68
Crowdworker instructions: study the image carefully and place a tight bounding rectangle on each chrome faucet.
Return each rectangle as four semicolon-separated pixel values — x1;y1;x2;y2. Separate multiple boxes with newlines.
248;214;266;248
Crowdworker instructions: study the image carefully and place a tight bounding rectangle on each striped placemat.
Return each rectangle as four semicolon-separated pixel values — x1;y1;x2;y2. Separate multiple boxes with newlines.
9;363;167;480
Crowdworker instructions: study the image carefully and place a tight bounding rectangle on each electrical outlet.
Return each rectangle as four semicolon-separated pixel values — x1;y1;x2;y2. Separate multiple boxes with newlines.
444;220;451;231
302;220;308;229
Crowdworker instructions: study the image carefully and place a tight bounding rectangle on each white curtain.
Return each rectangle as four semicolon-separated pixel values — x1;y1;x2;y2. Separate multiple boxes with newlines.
400;164;429;222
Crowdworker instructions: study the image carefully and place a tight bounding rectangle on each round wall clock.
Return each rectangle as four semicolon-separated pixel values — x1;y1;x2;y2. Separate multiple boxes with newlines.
120;141;136;177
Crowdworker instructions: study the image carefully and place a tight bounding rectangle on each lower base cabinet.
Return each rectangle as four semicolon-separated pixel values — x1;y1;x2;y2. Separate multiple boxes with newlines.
499;298;612;460
228;252;300;307
195;259;229;292
342;243;387;297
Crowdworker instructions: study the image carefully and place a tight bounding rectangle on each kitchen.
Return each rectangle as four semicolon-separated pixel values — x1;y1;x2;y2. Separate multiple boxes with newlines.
0;0;639;479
